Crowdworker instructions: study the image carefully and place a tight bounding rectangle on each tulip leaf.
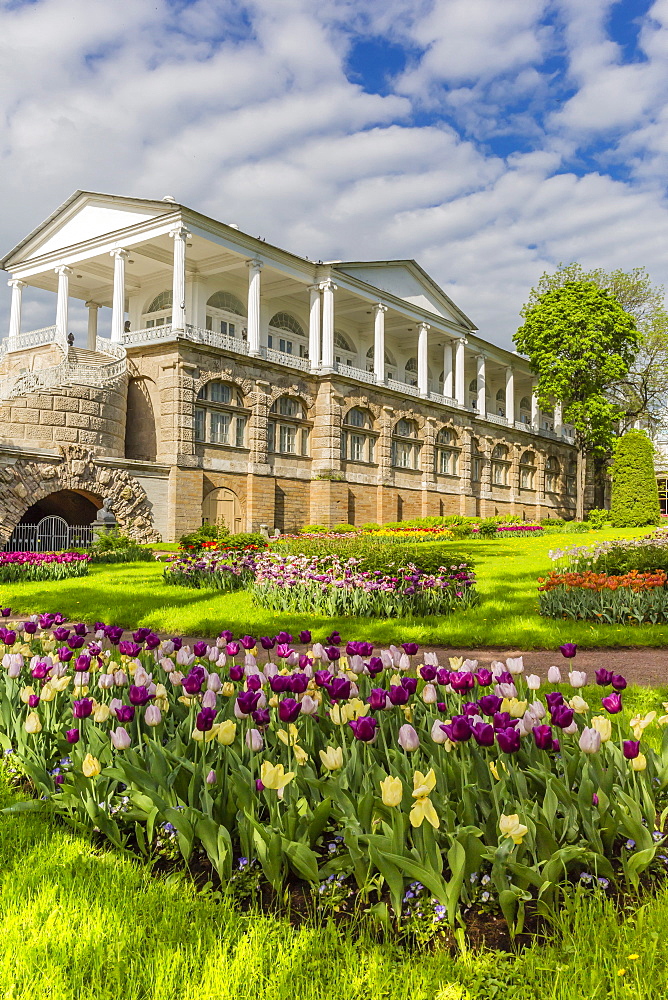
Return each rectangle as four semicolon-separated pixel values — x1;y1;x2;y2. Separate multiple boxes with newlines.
281;838;319;883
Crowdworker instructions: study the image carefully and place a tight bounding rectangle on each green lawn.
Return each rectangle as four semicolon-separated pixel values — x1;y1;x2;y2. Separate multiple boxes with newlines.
0;526;659;648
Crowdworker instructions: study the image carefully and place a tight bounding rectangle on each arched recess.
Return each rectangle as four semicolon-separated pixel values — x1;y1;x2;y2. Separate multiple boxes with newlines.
0;445;159;543
202;487;242;533
125;376;159;461
19;489;100;525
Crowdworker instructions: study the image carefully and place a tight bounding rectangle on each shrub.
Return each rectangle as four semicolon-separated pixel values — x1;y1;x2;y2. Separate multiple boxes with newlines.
450;524;473;540
610;430;661;528
330;524;357;533
299;524;329;535
179;524;230;552
476;519;498;538
586;508;612;530
360;522;380;532
219;532;268;552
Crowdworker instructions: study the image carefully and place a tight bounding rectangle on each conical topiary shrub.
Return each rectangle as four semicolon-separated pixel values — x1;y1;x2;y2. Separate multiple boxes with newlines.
610;429;661;528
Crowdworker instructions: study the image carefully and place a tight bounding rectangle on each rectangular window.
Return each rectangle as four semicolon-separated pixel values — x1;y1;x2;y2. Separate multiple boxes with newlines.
268;335;273;349
439;450;450;475
279;338;293;354
350;434;364;462
368;438;375;464
341;431;347;461
521;468;534;489
300;344;309;359
280;424;296;454
229;322;235;337
209;383;231;404
194;408;205;441
268;421;275;453
472;457;481;482
301;427;309;457
210;412;230;444
492;463;508;486
205;315;213;331
235;416;246;448
146;319;155;328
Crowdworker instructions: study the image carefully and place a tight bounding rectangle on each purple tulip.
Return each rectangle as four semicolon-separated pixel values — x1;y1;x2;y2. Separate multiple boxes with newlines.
388;684;410;706
298;654;313;670
193;641;208;657
23;621;37;635
31;663;49;680
269;675;290;694
276;644;293;659
246;673;262;692
196;707;218;732
436;668;450;686
478;694;502;716
183;672;204;695
475;669;493;686
252;708;270;726
324;631;340;646
402;643;419;656
241;635;256;650
546;692;565;711
53;627;70;642
54;774;64;786
349;716;378;741
462;701;479;716
368;688;388;710
592;793;599;806
145;634;161;651
314;670;332;687
497;726;521;753
68;636;84;651
116;705;135;723
229;664;245;682
401;677;418;695
290;673;309;694
602;692;622;714
623;740;640;759
219;630;234;642
2;630;16;646
236;690;261;715
367;657;383;676
260;637;275;650
437;701;448;712
420;665;437;682
441;715;472;742
495;671;513;685
299;630;312;644
551;705;574;729
450;672;475;693
276;631;293;645
278;698;301;723
72;698;93;719
57;648;73;663
328;678;351;701
73;623;87;637
492;712;516;730
472;722;495;746
226;641;241;657
132;628;151;642
0;608;10;617
533;724;553;750
325;646;341;661
560;643;577;658
611;674;627;691
595;668;613;686
255;778;265;791
28;694;40;708
66;728;79;744
128;685;151;706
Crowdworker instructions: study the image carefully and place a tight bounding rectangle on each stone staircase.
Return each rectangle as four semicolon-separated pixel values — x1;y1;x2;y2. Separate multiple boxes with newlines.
67;347;117;367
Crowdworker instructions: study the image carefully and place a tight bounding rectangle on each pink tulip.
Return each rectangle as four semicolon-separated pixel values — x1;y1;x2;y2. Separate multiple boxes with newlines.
397;724;420;751
110;727;131;750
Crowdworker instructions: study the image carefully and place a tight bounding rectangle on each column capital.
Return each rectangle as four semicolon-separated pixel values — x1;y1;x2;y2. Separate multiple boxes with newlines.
476;352;486;362
54;265;73;277
319;279;337;292
169;226;191;241
458;336;468;345
7;278;26;290
418;321;430;331
373;302;387;314
307;283;321;293
110;247;129;260
246;257;263;271
85;300;100;309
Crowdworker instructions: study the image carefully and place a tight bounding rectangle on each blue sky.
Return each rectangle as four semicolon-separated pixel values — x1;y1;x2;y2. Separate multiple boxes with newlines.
1;0;668;347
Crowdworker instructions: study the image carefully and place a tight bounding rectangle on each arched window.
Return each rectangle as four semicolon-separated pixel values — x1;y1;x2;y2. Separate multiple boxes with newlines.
392;419;421;470
545;456;561;493
205;291;246;339
268;395;310;456
471;437;483;482
435;427;460;476
469;378;478;409
566;459;577;497
366;345;396;380
333;331;355;367
194;382;247;448
519;450;535;490
404;357;418;387
143;290;172;328
341;407;376;463
519;396;531;425
495;387;506;417
268;313;307;359
491;443;510;487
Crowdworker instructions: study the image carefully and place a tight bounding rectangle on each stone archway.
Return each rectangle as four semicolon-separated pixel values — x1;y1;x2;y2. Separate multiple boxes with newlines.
20;489;101;525
0;445;160;543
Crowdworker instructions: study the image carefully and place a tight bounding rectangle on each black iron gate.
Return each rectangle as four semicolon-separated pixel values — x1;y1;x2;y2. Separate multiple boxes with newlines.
4;516;94;552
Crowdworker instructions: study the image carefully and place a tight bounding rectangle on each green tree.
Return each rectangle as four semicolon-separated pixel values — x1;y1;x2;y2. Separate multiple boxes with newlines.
524;264;668;431
515;281;639;519
610;430;661;527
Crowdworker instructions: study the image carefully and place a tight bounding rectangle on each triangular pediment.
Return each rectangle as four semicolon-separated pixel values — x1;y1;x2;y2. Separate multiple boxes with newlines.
333;259;476;330
2;191;180;268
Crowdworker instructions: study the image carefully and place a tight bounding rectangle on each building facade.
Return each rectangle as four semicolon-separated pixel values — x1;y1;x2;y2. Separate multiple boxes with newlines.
0;191;577;543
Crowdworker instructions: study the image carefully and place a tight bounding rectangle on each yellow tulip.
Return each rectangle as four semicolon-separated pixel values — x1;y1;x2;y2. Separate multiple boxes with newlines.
569;695;590;714
40;683;56;703
93;703;111;724
319;746;343;770
630;712;656;740
632;753;647;772
268;694;279;708
191;726;218;743
508;699;527;719
156;697;169;713
178;696;194;707
380;775;403;807
19;686;35;704
260;761;295;791
24;711;42;734
293;745;309;766
390;673;402;687
402;705;414;723
659;715;668;726
499;813;528;845
591;716;612;742
221;682;235;697
82;754;101;778
277;724;300;746
51;675;71;692
330;702;356;725
73;686;89;698
449;656;464;669
348;697;366;720
409;796;440;829
489;761;501;781
154;683;168;699
412;768;437;798
216;720;237;745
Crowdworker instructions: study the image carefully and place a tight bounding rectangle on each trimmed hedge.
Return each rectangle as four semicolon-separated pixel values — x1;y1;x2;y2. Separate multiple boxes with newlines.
610;430;661;528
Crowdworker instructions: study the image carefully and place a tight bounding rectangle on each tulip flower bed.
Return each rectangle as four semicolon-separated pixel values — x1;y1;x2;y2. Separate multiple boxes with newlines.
538;570;668;623
163;551;256;592
0;551;90;582
1;615;668;941
250;554;477;617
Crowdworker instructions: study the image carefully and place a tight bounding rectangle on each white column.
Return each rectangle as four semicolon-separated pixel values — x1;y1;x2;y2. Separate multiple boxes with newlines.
55;266;72;343
455;338;466;406
505;366;515;426
308;284;321;371
7;279;26;341
443;340;453;398
85;301;99;350
373;303;387;382
531;385;540;430
418;322;430;396
110;249;128;343
476;354;486;417
554;401;563;436
320;279;337;369
246;258;263;355
170;227;189;331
